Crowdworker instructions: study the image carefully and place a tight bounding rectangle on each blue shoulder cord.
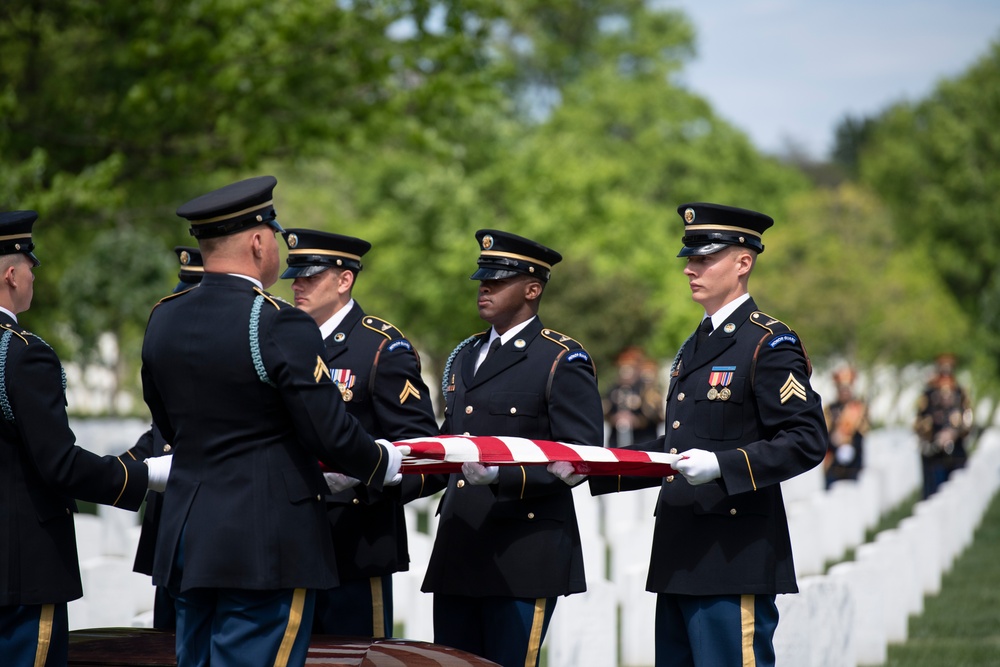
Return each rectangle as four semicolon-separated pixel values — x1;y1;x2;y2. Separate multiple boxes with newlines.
0;328;68;422
250;295;276;387
441;335;478;395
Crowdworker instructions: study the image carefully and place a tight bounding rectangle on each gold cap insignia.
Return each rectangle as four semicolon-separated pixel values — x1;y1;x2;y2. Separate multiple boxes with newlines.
684;208;696;223
287;233;299;249
482;235;494;250
179;250;191;265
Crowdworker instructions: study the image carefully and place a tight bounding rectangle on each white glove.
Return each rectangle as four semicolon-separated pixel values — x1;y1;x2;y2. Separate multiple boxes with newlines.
462;461;499;485
834;444;856;465
547;460;587;486
324;472;360;494
377;439;403;486
144;454;172;492
674;449;721;486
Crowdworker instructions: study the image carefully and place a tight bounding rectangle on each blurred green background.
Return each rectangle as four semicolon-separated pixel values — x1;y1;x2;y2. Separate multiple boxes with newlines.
3;1;999;416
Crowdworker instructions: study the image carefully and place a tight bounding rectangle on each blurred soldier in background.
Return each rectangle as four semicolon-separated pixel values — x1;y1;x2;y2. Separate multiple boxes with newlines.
914;353;973;499
127;246;204;630
281;228;438;638
823;366;869;489
603;346;664;447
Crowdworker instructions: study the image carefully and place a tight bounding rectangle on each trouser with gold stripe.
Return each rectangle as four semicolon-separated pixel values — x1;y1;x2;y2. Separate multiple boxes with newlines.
312;575;393;637
433;594;557;667
0;603;69;667
174;587;315;667
654;593;778;667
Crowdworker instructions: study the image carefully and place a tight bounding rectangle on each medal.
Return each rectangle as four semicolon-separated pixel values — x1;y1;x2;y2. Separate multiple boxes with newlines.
719;387;731;401
332;368;356;402
707;387;719;400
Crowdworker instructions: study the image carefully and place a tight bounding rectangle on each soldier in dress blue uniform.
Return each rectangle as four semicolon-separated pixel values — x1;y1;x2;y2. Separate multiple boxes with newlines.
140;177;403;667
0;210;168;666
421;230;604;667
279;228;439;638
578;203;828;667
126;246;205;630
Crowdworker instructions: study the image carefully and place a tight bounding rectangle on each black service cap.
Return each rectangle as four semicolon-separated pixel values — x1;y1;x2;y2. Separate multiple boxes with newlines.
471;229;562;282
676;202;774;257
176;176;283;239
280;228;371;279
173;246;204;293
0;210;40;267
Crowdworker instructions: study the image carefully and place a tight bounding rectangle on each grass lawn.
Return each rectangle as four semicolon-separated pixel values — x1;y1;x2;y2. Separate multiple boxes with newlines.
881;488;1000;666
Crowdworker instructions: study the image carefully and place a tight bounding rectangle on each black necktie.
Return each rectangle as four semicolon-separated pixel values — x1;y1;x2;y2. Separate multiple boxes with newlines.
478;337;502;374
695;318;713;352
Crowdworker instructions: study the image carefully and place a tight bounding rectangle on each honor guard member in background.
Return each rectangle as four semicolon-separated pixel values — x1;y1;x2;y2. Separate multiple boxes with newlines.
0;211;169;666
914;353;973;499
280;228;438;638
421;230;603;667
126;246;205;630
823;366;869;489
577;204;828;667
140;177;402;667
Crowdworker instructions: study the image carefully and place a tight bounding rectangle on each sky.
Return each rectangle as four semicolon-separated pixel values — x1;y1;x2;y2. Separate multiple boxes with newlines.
662;0;1000;159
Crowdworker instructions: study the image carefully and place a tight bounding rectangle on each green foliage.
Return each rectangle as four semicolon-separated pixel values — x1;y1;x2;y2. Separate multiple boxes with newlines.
857;38;1000;382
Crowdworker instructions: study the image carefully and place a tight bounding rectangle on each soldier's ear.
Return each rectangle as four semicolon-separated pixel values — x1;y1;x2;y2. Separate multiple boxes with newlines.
523;279;543;302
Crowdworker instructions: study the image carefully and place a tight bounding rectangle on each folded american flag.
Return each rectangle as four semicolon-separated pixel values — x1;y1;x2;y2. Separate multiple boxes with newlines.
393;435;680;476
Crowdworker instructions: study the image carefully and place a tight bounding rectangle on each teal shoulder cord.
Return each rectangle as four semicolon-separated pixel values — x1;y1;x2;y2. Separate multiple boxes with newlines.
441;335;478;395
0;330;13;421
250;295;276;387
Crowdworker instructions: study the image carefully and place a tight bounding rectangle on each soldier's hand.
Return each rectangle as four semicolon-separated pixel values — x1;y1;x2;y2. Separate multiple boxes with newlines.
674;449;721;485
377;439;403;486
324;472;361;494
462;461;499;485
547;460;587;486
144;454;172;492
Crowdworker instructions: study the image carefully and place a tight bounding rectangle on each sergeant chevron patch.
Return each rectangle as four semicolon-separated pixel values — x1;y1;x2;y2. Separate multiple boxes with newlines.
314;356;331;383
399;380;422;404
780;373;807;403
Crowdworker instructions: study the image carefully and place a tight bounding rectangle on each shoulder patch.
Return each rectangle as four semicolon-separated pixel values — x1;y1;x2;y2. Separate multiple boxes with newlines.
769;333;799;348
362;315;403;340
541;328;584;351
565;350;591;363
749;310;790;335
387;339;413;353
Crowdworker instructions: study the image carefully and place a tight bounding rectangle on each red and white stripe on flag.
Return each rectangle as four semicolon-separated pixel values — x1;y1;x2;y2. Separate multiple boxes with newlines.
393;435;680;477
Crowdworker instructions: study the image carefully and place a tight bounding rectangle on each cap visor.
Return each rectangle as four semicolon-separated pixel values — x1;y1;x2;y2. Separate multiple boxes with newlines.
281;264;330;279
677;242;731;258
27;251;40;267
267;218;284;233
470;267;522;281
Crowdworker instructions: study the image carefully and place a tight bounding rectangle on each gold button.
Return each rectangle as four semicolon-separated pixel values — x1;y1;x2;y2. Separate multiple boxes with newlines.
678;392;685;401
669;448;678;455
316;495;322;501
527;512;535;519
465;406;473;414
510;407;517;414
672;421;680;429
457;480;466;489
163;444;172;453
666;475;675;483
352;498;360;505
730;508;737;516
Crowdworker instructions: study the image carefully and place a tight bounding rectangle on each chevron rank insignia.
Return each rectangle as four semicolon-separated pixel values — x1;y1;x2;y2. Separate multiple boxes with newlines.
314;356;331;383
399;380;422;404
779;373;807;403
